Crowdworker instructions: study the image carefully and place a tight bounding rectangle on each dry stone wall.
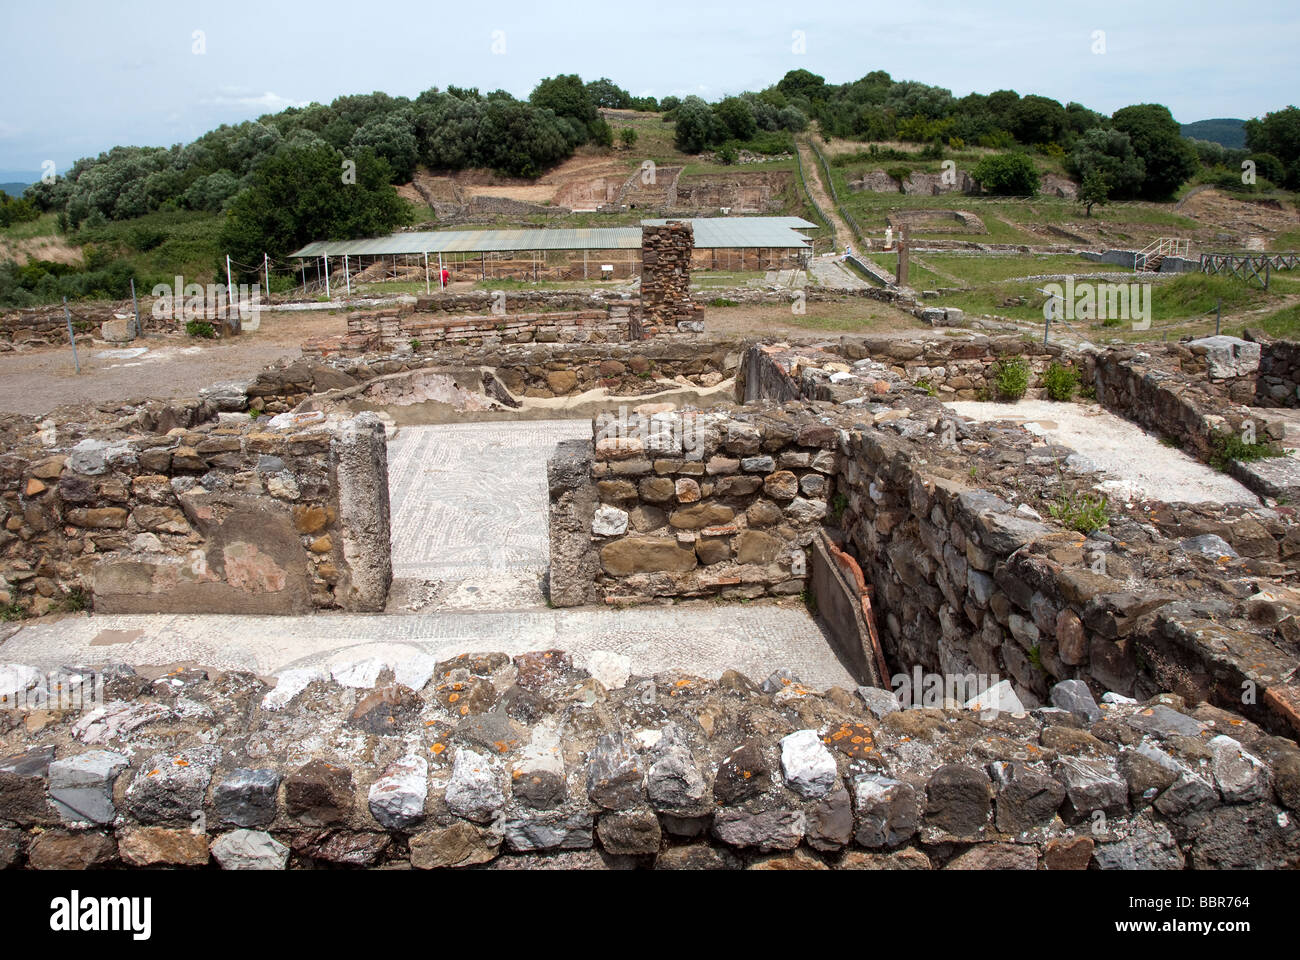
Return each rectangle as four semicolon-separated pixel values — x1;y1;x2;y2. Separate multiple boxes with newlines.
249;340;741;413
305;307;633;358
1255;338;1300;408
549;342;1300;740
0;410;391;616
0;652;1295;870
549;404;849;606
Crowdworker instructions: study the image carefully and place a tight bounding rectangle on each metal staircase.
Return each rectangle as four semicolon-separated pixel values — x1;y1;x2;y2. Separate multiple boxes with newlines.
1136;237;1189;272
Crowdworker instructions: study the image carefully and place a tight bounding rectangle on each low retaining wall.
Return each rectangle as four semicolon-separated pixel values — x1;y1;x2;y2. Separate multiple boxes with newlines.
0;412;391;616
0;652;1294;870
305;307;634;357
250;340;743;414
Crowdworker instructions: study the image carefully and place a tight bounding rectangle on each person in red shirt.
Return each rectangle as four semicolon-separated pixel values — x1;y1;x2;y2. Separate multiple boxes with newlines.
440;267;449;288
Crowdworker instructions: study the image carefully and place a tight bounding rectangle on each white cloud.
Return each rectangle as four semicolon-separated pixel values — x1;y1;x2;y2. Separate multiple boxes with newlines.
200;90;309;111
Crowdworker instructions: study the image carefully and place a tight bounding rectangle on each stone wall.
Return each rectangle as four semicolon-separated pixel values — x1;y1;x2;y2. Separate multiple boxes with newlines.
542;342;1300;739
0;411;391;616
247;340;742;414
770;344;1300;728
1255;339;1300;408
639;222;701;333
304;306;633;358
0;303;124;348
549;405;849;607
413;292;631;314
0;650;1295;870
836;333;1065;400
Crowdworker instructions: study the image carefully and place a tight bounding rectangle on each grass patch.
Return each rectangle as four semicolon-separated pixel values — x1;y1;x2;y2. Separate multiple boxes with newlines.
1047;490;1110;534
992;356;1030;400
1250;302;1300;340
52;588;90;614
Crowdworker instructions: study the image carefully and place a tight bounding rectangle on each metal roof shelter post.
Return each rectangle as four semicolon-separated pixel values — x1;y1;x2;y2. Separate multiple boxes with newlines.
344;254;351;296
438;253;444;289
424;251;430;295
323;254;330;299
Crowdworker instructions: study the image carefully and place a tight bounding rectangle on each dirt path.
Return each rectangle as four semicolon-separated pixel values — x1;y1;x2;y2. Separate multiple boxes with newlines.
0;310;344;417
796;137;852;249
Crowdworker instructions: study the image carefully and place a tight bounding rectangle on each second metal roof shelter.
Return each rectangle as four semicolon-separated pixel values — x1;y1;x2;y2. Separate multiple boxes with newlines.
287;217;816;258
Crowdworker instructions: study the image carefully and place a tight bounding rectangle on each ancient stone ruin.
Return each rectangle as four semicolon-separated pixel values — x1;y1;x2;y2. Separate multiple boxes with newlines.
1;303;1299;871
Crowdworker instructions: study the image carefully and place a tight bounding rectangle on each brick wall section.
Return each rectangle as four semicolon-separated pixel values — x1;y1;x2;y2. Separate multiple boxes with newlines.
0;653;1295;870
0;412;391;616
639;222;701;332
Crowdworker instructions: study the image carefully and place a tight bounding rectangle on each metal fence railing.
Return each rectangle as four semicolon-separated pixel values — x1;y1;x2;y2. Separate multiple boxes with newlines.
810;138;866;250
792;138;836;253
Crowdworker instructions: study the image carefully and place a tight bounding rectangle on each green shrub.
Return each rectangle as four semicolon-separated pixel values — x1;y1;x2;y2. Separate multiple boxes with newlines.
708;297;740;307
1047;491;1109;534
1208;430;1287;472
992;357;1029;401
185;320;216;338
972;152;1040;195
54;588;89;613
0;602;24;622
1042;361;1079;401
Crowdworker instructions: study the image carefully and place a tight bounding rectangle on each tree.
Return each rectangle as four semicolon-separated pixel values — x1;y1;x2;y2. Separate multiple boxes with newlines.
619;127;638;149
972;152;1040;195
673;96;716;153
349;109;419;182
585;78;632;109
529;74;598;135
714;97;757;142
1008;95;1067;146
417;96;483;169
777;69;826;103
1111;104;1198;200
1078;169;1110;216
1244;106;1300;166
476;99;570;177
219;144;409;271
1068;127;1145;198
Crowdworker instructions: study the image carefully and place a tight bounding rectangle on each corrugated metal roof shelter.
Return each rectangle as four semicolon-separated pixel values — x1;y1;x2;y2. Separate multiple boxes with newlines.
288;217;814;258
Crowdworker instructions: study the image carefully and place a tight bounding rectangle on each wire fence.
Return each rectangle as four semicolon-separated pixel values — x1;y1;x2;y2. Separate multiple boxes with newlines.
792;139;836;253
810;138;866;249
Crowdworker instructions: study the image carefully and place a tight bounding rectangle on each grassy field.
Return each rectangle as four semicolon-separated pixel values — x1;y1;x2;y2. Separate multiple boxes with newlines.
936;272;1280;331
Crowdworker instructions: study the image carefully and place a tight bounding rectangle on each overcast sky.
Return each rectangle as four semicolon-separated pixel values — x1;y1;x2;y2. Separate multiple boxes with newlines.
2;0;1297;174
